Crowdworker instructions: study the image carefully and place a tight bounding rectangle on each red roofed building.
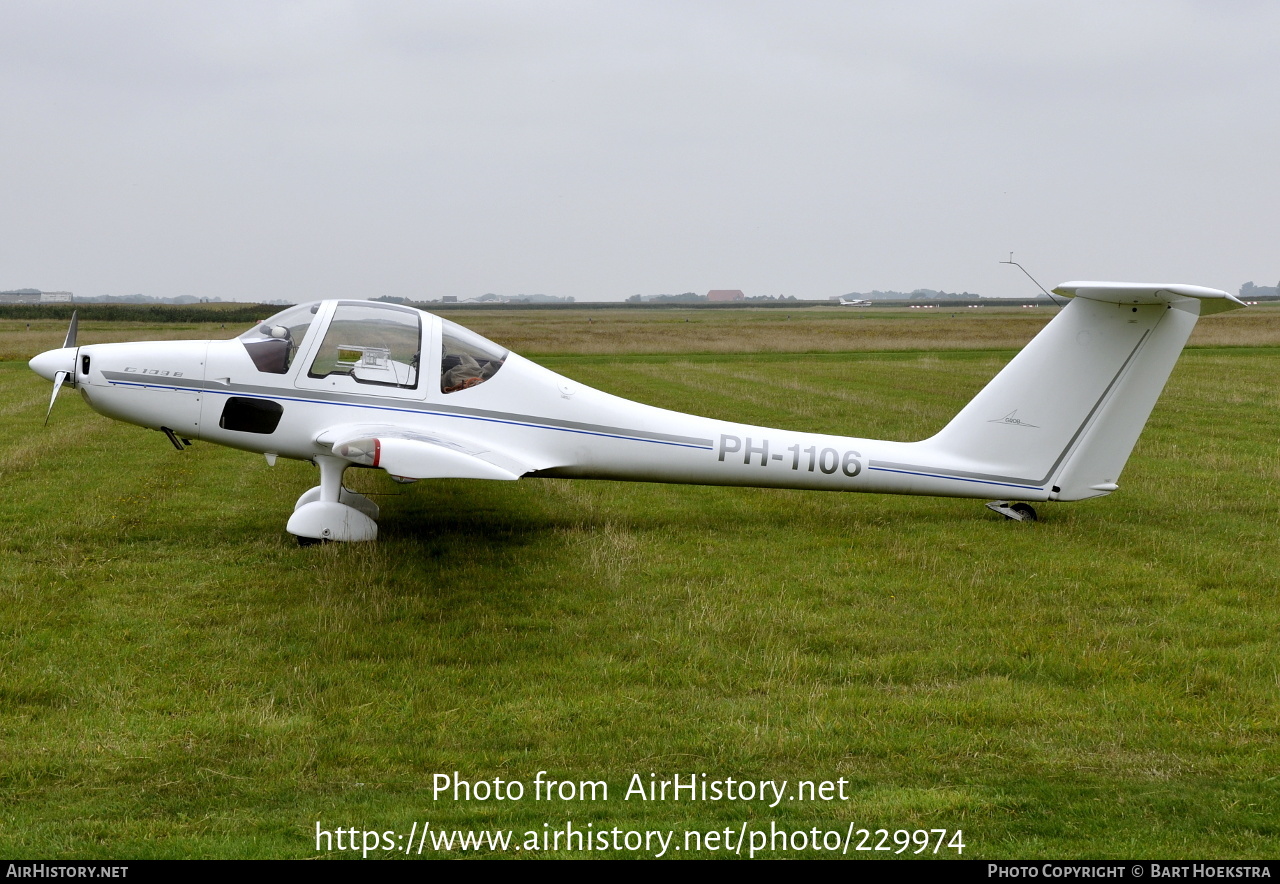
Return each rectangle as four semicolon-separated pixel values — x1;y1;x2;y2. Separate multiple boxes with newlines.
707;289;745;302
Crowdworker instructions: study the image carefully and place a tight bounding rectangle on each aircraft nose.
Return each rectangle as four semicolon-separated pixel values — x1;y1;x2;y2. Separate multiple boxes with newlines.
29;347;77;383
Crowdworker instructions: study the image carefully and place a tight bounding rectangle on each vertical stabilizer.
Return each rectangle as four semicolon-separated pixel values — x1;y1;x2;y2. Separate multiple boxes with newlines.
910;283;1242;500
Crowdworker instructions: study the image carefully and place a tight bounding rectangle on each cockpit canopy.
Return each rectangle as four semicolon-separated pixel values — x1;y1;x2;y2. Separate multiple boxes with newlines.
238;301;508;394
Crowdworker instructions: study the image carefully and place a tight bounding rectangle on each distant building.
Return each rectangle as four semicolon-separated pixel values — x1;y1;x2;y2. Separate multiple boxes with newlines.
0;289;72;304
707;289;745;302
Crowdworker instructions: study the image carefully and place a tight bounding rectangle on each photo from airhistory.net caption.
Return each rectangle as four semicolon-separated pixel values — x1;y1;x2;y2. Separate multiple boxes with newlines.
313;769;967;858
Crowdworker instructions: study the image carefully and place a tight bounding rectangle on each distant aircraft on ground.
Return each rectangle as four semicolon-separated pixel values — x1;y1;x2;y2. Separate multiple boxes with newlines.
838;298;873;306
30;282;1243;542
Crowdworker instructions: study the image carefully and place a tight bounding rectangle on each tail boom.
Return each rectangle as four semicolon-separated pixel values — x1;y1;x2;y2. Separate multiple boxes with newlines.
455;281;1240;508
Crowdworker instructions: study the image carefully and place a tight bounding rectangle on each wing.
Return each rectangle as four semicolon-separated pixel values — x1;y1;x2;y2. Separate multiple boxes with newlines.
315;424;536;481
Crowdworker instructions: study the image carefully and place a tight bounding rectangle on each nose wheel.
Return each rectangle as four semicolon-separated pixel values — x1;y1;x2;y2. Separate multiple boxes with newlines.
985;500;1037;522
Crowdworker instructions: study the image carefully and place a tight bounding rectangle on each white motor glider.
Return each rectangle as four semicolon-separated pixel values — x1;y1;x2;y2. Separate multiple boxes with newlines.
29;282;1243;543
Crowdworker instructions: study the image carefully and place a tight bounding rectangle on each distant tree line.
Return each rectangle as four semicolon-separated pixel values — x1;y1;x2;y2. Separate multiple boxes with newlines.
69;294;225;305
1239;281;1279;298
626;292;703;303
835;288;981;301
624;292;801;303
0;303;281;323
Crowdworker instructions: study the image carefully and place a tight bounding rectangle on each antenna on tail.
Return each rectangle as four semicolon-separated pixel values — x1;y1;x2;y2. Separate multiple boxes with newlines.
1001;254;1065;308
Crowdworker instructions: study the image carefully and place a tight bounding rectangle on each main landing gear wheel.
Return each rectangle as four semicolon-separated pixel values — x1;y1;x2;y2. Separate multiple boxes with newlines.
985;500;1038;522
287;455;379;544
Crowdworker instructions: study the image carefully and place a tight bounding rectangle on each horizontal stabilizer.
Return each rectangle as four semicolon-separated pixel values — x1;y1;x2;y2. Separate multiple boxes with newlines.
1054;281;1245;314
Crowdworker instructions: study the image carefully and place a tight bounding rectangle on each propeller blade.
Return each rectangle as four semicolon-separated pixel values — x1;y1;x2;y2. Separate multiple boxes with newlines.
44;370;68;426
62;311;78;349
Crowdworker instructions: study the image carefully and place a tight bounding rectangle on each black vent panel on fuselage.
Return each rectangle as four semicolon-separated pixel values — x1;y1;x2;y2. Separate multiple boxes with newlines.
218;397;284;434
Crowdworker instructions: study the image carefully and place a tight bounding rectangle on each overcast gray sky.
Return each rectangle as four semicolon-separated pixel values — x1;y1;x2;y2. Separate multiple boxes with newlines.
2;1;1277;301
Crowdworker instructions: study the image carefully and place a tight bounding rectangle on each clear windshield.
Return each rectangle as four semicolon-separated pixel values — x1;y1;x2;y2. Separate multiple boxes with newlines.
307;302;421;389
237;304;318;374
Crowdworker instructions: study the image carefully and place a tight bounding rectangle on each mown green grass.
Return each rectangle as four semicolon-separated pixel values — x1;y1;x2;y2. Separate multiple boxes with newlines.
1;339;1278;859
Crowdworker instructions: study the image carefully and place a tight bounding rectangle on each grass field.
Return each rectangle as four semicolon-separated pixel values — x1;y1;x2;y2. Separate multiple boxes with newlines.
2;308;1278;859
